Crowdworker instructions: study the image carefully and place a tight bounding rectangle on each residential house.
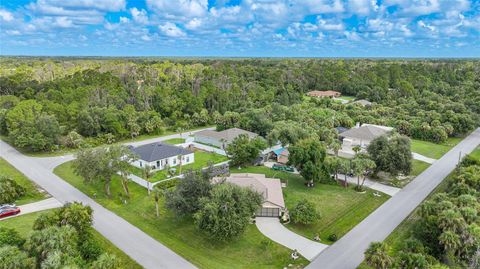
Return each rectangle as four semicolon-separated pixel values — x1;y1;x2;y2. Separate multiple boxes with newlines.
128;142;194;171
306;90;341;98
213;173;286;217
352;99;372;107
339;124;393;157
194;128;257;149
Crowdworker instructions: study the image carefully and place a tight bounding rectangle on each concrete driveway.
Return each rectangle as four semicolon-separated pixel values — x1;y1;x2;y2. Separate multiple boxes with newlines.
255;217;328;261
0;198;63;221
307;128;480;269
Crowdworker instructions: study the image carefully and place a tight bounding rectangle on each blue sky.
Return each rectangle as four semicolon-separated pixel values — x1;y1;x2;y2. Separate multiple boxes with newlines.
0;0;479;57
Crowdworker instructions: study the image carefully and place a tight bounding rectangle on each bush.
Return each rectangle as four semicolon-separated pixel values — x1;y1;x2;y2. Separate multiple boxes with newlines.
0;227;25;248
78;233;103;261
0;176;26;204
290;199;320;225
328;233;338;242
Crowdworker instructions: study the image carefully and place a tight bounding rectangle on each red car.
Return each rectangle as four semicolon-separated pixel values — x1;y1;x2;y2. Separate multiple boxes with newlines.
0;206;21;219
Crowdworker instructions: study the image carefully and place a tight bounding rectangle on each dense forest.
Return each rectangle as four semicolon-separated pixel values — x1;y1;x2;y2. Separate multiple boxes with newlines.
0;57;478;151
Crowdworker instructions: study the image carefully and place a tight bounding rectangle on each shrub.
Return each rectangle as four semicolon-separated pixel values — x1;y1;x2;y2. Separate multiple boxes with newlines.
0;227;25;247
328;233;338;242
0;176;26;204
290;199;320;225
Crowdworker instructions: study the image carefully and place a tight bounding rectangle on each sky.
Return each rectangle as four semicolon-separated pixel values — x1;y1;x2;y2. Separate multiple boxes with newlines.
0;0;479;57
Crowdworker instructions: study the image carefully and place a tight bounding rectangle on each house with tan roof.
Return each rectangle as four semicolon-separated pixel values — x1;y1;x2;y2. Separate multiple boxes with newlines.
194;128;258;149
213;173;286;217
307;90;341;98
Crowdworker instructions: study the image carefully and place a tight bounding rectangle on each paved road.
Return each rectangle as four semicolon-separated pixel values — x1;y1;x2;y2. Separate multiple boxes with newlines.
256;217;328;261
0;198;63;221
307;128;480;269
0;140;196;269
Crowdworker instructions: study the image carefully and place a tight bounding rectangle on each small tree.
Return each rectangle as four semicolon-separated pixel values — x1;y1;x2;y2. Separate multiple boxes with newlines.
324;156;342;181
226;135;267;167
91;253;120;269
352;145;362;155
290;199;320;225
338;158;351;187
365;242;394;269
143;164;153;195
194;183;262;241
351;157;376;191
329;140;342;156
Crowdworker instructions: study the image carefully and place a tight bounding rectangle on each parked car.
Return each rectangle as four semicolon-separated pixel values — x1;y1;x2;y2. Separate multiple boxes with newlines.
0;206;20;219
271;164;295;172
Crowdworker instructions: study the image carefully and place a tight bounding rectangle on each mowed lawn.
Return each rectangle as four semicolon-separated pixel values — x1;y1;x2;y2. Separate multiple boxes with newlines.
130;150;229;182
470;147;480;161
0;210;142;269
230;166;389;244
0;157;47;205
162;138;186;145
411;137;463;159
54;161;308;269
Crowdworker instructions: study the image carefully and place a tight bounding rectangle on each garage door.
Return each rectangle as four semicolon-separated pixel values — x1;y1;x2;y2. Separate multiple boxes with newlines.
257;207;279;217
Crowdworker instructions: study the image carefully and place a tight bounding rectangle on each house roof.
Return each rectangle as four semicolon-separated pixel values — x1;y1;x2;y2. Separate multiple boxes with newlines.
307;90;341;97
340;124;393;141
195;128;257;143
213;173;285;208
335;126;349;134
129;142;193;162
353;99;372;106
272;147;289;156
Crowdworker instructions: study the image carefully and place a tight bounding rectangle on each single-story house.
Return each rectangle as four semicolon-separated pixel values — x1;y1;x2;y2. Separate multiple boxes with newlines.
213;173;286;217
194;128;257;149
270;147;289;164
352;99;372;107
307;90;341;98
128;142;194;171
335;126;350;134
339;124;393;152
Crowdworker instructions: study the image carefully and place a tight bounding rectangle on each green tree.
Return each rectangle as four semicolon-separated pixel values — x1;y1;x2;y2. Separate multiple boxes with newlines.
288;138;330;184
0;227;25;248
367;135;412;176
225;134;267;167
365;242;394;269
165;172;212;216
351;157;376;191
91;253;120;269
194;183;262;241
290;199;320;225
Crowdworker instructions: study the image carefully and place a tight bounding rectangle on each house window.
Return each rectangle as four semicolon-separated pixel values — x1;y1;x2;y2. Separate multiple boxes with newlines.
139;161;142;167
186;156;189;162
173;158;176;165
156;161;160;167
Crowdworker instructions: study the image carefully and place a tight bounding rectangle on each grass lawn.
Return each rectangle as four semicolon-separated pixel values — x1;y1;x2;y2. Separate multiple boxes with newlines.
337;96;355;101
470;147;480;161
129;150;229;182
230;166;389;244
54;161;308;269
411;137;464;159
0;157;47;205
0;210;142;269
162;138;186;145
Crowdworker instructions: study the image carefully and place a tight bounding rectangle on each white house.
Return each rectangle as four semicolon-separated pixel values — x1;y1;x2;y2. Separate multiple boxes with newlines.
128;142;194;171
338;124;393;157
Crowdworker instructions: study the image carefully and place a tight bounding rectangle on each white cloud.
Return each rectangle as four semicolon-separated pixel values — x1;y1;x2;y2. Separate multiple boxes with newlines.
159;22;186;37
185;18;203;30
302;0;345;14
6;30;21;35
0;9;14;21
30;0;126;12
130;8;148;24
147;0;208;19
120;17;130;23
317;18;345;31
348;0;379;16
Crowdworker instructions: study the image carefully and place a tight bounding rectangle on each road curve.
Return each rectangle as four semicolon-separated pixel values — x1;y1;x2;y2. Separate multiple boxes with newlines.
307;127;480;269
0;140;196;269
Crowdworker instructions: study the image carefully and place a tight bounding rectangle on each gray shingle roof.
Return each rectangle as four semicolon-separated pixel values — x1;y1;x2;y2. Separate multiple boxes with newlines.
195;128;257;143
129;142;193;162
340;125;392;140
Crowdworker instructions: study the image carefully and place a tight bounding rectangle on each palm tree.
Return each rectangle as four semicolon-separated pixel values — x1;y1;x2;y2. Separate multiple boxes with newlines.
177;154;183;175
365;242;393;269
439;230;461;256
119;171;130;198
352;145;362;155
360;159;376;189
142;164;153;195
152;186;162;218
330;140;342;156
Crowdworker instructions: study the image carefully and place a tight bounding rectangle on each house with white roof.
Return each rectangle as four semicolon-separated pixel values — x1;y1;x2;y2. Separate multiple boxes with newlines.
338;124;394;157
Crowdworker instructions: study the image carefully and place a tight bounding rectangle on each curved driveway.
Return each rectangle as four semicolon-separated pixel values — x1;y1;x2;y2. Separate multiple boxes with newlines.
307;128;480;269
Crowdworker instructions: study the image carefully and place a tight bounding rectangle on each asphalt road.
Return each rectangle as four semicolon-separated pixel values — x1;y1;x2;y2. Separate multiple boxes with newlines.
307;127;480;269
0;140;196;269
